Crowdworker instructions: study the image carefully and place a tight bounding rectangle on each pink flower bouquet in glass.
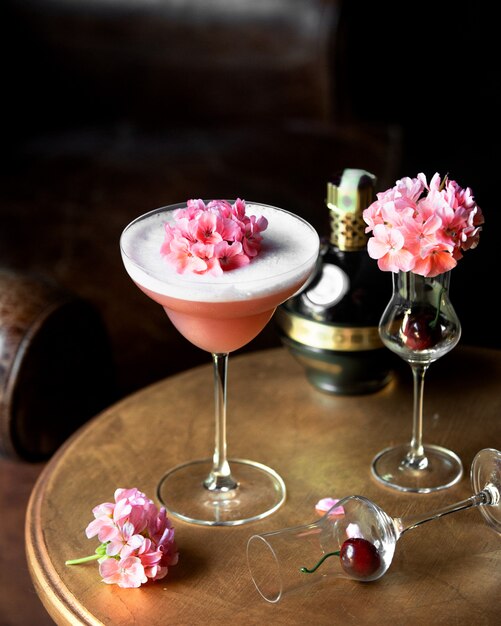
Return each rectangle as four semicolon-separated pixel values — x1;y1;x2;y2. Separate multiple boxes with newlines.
66;488;179;588
362;172;483;492
363;172;483;277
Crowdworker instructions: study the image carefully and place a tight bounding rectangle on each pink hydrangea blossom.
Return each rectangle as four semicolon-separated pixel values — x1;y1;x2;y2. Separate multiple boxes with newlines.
66;487;179;589
363;172;483;277
161;198;268;275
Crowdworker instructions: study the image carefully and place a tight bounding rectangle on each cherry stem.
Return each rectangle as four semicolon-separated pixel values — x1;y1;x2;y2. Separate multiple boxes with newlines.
300;550;340;574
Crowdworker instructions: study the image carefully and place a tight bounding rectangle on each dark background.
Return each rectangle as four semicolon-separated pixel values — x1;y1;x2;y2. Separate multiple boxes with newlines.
0;0;498;412
2;1;497;378
342;2;498;329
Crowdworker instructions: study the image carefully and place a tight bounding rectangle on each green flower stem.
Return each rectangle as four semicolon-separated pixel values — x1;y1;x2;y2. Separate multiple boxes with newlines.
66;542;108;566
300;550;340;574
65;554;102;566
430;286;446;329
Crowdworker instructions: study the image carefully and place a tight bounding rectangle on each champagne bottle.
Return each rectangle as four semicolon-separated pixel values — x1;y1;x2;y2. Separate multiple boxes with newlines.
276;168;394;394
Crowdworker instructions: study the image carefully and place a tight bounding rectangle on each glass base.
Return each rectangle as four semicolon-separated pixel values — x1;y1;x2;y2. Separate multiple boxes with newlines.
157;458;286;526
471;448;501;533
371;444;463;493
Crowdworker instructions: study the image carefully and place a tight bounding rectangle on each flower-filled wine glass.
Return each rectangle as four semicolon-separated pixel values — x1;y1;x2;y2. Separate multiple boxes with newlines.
120;199;319;526
247;448;500;603
363;173;483;492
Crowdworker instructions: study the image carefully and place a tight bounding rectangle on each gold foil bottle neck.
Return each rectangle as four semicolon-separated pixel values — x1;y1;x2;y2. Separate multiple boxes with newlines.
327;168;376;251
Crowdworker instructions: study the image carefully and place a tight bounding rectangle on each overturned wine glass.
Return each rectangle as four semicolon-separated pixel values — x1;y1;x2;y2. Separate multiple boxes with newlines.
246;448;500;603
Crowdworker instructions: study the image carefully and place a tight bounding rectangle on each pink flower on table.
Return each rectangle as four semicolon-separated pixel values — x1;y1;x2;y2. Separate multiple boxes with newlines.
147;506;179;578
106;521;145;558
315;497;345;517
67;487;179;589
99;556;148;589
114;487;151;507
113;488;156;533
136;538;166;581
86;502;119;543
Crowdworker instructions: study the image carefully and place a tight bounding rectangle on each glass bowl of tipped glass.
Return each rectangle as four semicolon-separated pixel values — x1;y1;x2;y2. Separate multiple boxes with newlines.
247;448;501;602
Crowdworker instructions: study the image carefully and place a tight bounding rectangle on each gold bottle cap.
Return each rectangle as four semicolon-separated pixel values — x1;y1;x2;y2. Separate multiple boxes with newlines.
327;168;376;251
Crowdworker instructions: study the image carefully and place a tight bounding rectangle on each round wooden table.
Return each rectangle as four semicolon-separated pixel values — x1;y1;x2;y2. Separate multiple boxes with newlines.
26;346;501;625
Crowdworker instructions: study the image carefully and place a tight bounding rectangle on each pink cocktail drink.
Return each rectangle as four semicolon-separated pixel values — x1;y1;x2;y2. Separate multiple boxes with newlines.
139;282;306;353
121;202;319;354
120;200;319;526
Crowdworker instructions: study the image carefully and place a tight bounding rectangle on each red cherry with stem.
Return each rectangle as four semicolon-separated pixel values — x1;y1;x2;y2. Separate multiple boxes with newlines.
401;308;442;350
339;537;381;579
300;537;382;580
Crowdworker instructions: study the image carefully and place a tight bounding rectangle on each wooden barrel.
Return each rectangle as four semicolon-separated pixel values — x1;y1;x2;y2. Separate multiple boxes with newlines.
0;269;116;461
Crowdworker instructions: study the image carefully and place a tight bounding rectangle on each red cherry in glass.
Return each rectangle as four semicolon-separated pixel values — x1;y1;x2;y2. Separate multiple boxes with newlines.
401;310;441;350
339;538;381;579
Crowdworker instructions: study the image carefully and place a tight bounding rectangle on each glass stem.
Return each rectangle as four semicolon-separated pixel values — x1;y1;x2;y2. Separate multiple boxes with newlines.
395;489;494;537
405;362;429;470
204;353;238;492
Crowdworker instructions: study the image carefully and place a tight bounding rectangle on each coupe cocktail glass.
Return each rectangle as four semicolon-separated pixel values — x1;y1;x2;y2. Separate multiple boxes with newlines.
247;448;501;603
120;200;319;526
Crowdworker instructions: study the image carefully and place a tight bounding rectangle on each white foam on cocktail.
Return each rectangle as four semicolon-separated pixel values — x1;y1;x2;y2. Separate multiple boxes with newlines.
121;203;319;302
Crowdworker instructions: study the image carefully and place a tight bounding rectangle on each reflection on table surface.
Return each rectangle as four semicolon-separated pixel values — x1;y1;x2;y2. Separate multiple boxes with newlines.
26;346;501;626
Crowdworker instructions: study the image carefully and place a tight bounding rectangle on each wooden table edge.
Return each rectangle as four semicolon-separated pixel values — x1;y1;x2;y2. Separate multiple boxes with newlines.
25;412;110;626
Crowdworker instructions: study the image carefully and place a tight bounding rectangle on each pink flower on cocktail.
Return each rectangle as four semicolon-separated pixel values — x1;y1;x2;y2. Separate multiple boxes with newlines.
214;241;250;272
363;173;483;277
241;214;268;257
163;237;208;274
66;487;179;588
161;198;268;275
